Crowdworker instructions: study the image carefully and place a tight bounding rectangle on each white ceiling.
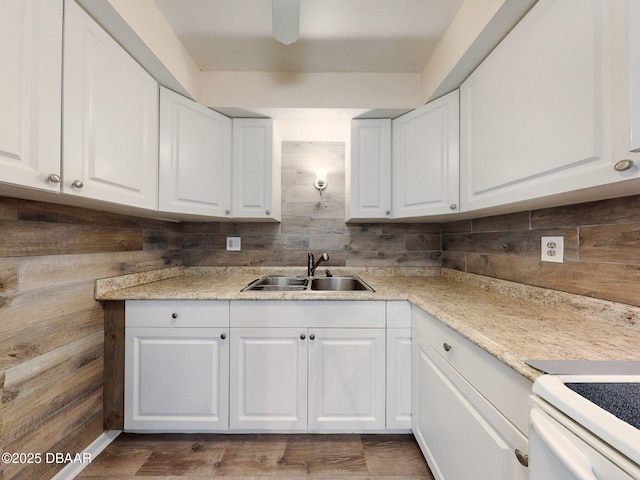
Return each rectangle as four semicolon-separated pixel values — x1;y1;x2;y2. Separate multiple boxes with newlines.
153;0;464;73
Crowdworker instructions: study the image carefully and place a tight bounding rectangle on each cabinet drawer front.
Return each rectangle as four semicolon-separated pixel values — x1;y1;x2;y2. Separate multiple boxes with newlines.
412;305;531;434
230;301;386;328
126;300;229;327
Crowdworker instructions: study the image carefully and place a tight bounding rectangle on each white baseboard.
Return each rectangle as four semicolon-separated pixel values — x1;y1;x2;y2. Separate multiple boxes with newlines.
51;430;122;480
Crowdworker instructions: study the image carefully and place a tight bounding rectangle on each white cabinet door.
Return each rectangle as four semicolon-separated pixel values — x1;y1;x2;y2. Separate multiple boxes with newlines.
159;88;232;216
392;91;459;218
308;328;386;432
347;119;392;220
125;327;229;431
232;118;280;220
63;0;158;209
629;0;640;153
0;0;62;192
230;328;307;431
460;0;640;213
386;328;412;430
413;335;528;480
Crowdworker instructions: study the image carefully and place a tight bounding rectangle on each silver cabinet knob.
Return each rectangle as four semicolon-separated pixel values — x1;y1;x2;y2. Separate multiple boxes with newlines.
265;209;271;215
300;334;306;340
71;180;84;189
450;204;457;210
220;333;226;340
515;449;529;467
443;343;452;352
225;209;231;215
309;334;316;340
614;159;634;172
171;312;178;319
385;210;391;215
47;173;61;183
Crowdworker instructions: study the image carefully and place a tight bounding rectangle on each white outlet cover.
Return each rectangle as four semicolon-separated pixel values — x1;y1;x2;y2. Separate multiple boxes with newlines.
541;236;564;263
226;237;241;251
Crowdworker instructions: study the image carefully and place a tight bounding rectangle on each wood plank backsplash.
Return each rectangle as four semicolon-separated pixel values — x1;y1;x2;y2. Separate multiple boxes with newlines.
0;198;182;480
442;195;640;307
183;142;442;269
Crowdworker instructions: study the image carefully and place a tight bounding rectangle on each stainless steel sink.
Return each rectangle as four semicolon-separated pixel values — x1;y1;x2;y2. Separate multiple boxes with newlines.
309;276;373;291
252;276;307;286
242;274;374;292
241;275;308;291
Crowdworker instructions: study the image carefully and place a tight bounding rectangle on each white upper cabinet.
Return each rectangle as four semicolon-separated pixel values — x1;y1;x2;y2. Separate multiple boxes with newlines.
0;0;62;192
232;118;281;221
392;90;460;219
460;0;640;213
630;0;640;153
347;119;392;220
63;0;158;210
159;88;232;217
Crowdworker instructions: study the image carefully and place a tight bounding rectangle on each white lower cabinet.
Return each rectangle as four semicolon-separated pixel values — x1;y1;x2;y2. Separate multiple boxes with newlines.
229;326;386;432
124;301;230;432
229;327;308;431
122;296;536;479
229;300;387;432
307;328;386;432
412;305;530;480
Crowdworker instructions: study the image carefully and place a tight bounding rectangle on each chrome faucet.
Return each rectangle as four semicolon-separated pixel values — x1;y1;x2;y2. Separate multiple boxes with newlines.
307;252;329;276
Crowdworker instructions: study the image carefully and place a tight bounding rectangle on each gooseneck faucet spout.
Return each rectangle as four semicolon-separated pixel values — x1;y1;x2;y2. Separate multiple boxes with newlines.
307;252;329;277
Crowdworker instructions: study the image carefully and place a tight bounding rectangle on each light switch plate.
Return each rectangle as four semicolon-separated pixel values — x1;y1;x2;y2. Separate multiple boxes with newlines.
226;237;241;251
541;236;563;263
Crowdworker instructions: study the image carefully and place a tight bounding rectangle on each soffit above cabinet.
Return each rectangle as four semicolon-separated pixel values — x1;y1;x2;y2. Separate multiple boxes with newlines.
77;0;537;109
153;0;463;74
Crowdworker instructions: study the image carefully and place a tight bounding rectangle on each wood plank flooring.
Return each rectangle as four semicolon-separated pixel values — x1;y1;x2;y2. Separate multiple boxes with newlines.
77;433;435;479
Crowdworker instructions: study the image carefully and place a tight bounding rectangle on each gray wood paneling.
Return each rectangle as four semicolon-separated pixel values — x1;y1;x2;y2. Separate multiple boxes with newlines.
0;198;183;480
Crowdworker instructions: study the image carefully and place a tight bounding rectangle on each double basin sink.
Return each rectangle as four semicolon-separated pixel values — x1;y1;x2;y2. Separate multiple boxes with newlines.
242;274;374;292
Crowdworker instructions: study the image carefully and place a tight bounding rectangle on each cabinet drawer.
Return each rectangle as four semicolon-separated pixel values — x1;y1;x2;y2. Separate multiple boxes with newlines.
126;300;229;328
230;301;386;328
412;305;532;434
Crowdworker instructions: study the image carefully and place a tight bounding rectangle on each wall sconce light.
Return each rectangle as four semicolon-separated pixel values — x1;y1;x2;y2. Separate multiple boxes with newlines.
314;167;328;195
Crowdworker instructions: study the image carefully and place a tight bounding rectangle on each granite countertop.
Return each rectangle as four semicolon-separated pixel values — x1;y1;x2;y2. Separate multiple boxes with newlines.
95;266;640;383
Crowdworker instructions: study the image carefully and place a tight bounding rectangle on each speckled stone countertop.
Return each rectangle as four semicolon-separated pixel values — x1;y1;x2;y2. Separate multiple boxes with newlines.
95;266;640;383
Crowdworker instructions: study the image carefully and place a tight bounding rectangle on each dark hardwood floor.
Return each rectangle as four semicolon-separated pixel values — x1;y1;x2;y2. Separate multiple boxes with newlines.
77;433;434;479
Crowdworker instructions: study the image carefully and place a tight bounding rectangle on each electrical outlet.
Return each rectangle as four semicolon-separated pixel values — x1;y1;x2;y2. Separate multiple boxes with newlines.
226;237;241;251
541;236;564;263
